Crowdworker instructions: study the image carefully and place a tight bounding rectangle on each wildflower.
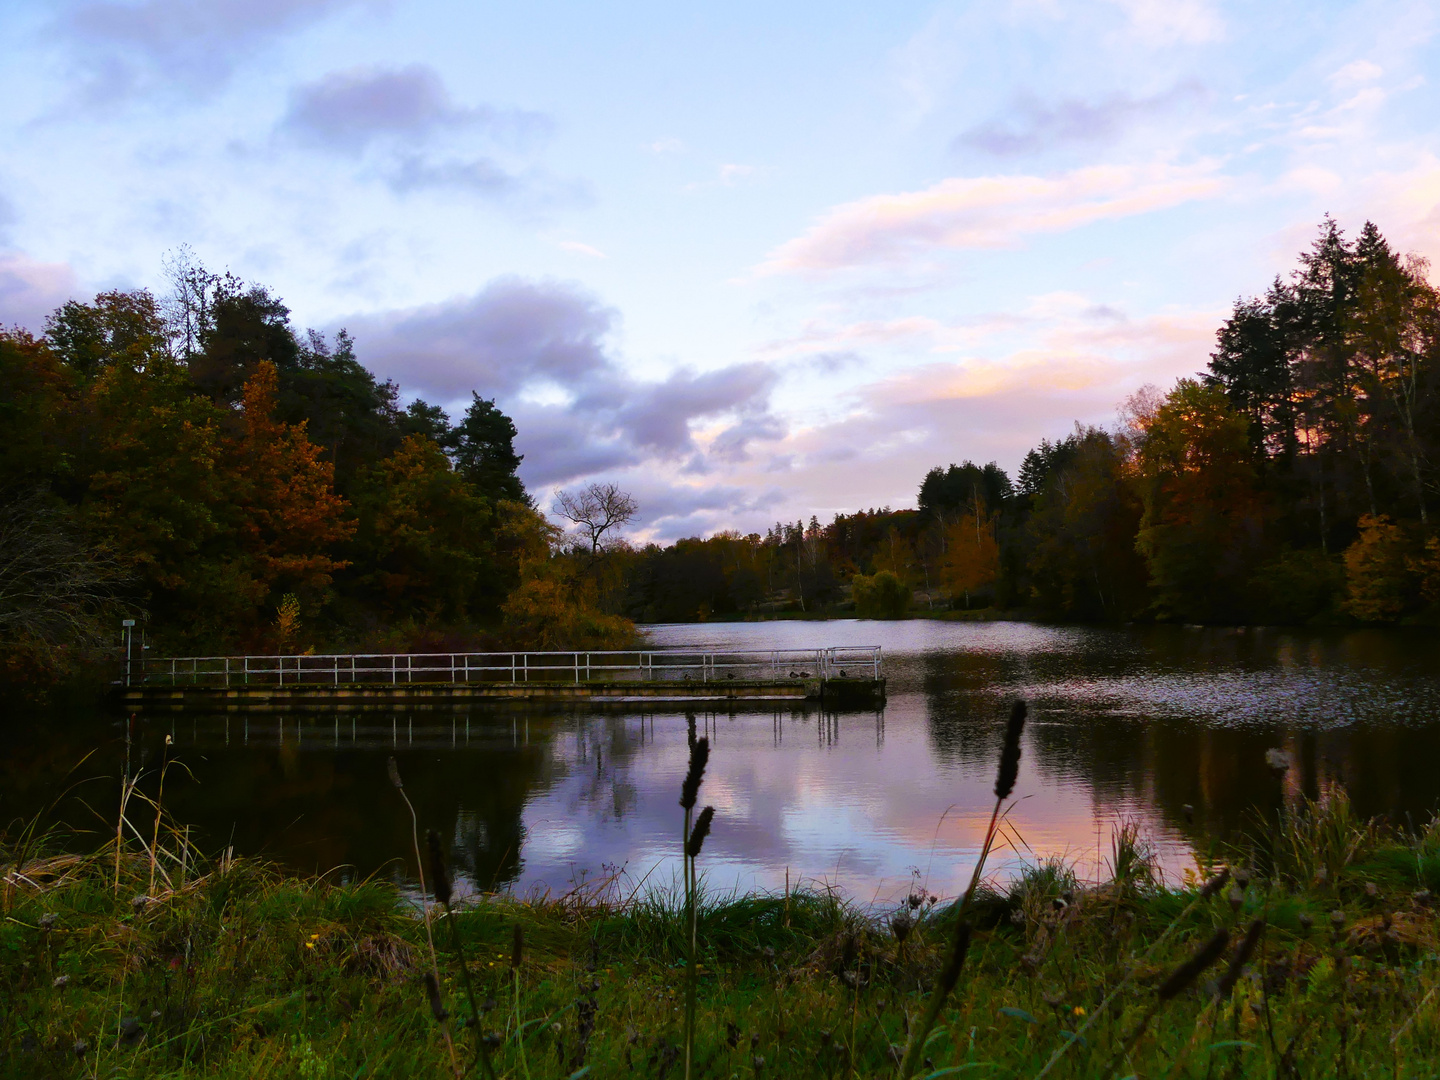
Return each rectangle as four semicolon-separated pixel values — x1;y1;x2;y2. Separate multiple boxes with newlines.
891;910;914;943
1072;1006;1085;1017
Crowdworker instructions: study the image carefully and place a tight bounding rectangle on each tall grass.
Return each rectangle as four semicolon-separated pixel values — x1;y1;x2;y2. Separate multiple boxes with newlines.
4;742;1440;1078
897;699;1026;1079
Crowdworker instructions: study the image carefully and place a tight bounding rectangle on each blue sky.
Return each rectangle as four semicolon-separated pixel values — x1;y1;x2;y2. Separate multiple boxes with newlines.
3;0;1438;539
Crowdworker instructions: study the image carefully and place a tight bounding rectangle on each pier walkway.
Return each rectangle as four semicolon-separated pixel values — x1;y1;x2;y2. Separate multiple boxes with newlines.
120;646;885;712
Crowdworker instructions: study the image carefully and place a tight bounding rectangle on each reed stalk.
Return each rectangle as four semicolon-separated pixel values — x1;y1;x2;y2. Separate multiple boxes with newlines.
388;757;461;1079
512;923;530;1080
427;830;497;1080
896;700;1025;1080
147;736;172;895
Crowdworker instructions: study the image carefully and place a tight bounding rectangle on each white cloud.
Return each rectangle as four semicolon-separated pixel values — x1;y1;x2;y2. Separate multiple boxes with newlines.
684;163;763;191
1330;60;1384;87
558;240;607;259
756;161;1227;274
1106;0;1224;45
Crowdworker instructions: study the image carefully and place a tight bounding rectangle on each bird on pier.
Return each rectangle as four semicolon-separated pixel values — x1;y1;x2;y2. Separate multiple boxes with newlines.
725;672;735;679
788;670;799;678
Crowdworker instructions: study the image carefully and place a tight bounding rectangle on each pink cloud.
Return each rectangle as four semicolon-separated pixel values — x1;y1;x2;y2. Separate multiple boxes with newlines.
756;162;1227;275
0;253;78;332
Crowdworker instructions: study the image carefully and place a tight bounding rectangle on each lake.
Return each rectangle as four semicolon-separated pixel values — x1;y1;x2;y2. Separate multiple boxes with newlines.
7;620;1440;907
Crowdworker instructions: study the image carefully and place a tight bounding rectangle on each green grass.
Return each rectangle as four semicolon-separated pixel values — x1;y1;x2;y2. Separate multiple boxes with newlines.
3;805;1440;1078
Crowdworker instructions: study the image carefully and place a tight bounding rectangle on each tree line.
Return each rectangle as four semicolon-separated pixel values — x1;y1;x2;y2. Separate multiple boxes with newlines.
0;254;630;684
5;218;1435;683
613;219;1440;626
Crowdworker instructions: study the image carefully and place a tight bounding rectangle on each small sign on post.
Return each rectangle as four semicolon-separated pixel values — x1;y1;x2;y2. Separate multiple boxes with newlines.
121;620;136;686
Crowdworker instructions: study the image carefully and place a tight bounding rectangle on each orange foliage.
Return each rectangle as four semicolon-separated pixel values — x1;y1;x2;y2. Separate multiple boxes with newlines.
234;361;353;594
940;508;1000;603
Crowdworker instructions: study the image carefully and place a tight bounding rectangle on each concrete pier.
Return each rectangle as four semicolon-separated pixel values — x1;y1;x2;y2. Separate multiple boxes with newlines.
121;676;886;713
120;645;886;712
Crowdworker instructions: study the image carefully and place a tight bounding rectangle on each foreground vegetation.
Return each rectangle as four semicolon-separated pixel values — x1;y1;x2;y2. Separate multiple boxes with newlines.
4;791;1438;1078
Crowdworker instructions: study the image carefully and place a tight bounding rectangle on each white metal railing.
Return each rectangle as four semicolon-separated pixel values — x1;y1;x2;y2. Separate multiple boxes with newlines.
137;646;882;688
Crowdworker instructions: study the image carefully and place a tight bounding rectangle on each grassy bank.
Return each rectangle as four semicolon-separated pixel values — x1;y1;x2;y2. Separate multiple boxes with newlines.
3;796;1439;1079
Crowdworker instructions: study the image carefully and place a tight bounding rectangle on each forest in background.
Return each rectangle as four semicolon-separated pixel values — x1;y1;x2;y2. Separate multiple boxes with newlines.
4;218;1439;686
0;253;630;685
615;219;1440;627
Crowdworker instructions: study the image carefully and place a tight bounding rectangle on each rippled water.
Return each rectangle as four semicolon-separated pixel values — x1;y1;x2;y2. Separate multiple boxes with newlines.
7;621;1439;906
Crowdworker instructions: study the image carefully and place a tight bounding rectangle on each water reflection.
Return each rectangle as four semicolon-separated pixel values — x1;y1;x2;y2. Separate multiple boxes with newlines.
4;622;1438;906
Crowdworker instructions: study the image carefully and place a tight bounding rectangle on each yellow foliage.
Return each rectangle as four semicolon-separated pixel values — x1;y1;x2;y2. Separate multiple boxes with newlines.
1343;515;1419;622
500;577;634;650
940;508;1000;603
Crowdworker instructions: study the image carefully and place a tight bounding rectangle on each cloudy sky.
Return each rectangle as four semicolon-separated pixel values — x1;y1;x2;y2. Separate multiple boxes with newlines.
3;0;1439;539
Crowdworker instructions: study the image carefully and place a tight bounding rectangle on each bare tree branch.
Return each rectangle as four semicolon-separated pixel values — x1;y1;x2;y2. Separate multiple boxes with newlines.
0;489;134;666
552;483;638;557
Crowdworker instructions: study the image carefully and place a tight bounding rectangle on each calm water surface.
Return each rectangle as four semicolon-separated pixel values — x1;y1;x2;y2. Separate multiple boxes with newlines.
6;621;1440;906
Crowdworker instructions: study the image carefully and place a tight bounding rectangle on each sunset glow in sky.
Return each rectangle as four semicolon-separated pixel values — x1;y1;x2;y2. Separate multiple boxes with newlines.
3;0;1439;538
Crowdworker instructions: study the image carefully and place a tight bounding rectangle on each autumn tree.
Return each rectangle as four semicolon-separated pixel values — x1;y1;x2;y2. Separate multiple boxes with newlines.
940;505;1000;608
1024;428;1147;619
1134;380;1267;622
232;362;354;614
350;434;497;621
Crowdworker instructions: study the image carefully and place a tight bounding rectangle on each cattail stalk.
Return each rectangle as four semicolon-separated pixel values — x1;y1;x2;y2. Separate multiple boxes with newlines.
1107;928;1232;1073
681;738;710;1080
1215;919;1265;1001
389;758;461;1079
1033;867;1237;1080
898;701;1026;1080
428;831;497;1080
